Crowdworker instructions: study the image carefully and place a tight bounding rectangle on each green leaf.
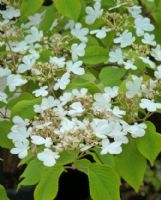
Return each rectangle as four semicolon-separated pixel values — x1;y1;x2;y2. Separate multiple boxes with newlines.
88;164;120;200
19;159;44;187
0;185;9;200
34;166;64;200
99;67;126;86
0;121;13;149
54;0;81;21
20;0;43;21
66;73;101;93
75;161;120;200
11;98;41;119
115;140;146;191
136;121;161;165
39;5;56;33
56;150;75;165
82;45;107;65
7;92;34;109
91;148;115;167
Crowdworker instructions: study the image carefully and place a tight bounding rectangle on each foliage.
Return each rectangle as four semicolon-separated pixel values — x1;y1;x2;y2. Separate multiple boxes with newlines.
0;0;161;199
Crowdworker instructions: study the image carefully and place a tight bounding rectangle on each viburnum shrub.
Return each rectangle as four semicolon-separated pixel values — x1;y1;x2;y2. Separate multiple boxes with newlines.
1;0;161;199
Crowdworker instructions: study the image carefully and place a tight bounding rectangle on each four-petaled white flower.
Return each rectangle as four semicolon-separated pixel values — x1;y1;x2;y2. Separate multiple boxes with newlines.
49;56;66;68
109;48;124;64
68;102;85;117
154;65;161;79
128;6;142;18
0;7;20;19
34;96;57;113
101;139;122;155
66;60;84;75
31;135;52;148
151;45;161;61
7;74;27;92
91;119;111;139
71;23;89;43
10;140;29;159
126;76;142;98
127;123;147;138
142;33;156;46
135;15;154;36
114;30;135;48
71;43;86;62
37;148;60;167
140;99;161;112
18;50;39;73
85;1;103;25
0;91;7;103
54;72;71;90
90;27;111;39
33;86;48;97
24;27;43;44
123;60;137;70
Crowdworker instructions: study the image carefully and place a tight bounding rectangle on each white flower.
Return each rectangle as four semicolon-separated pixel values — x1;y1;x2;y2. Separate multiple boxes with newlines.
64;20;75;30
66;60;84;75
0;67;11;77
135;15;154;37
31;135;52;148
155;65;161;79
114;30;135;48
151;45;161;61
71;43;86;62
101;139;122;155
34;96;57;113
90;27;111;39
24;27;43;44
140;99;161;112
0;7;20;19
93;93;111;112
140;56;156;69
59;118;76;134
0;91;7;103
49;56;66;68
104;86;119;98
59;92;73;105
112;106;126;118
37;148;60;167
9;41;29;53
109;48;124;64
123;60;137;70
91;119;111;139
72;88;88;98
18;51;39;73
68;102;84;117
71;23;89;43
7;74;27;92
13;116;29;127
126;76;142;98
54;72;70;90
141;79;157;98
10;140;29;159
142;33;156;46
22;13;44;29
96;90;107;106
32;86;48;97
85;1;103;25
8;127;31;142
128;6;142;18
127;123;147;138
